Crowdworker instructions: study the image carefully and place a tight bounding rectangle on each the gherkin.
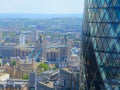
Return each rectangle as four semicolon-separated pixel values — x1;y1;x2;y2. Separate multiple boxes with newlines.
82;0;120;90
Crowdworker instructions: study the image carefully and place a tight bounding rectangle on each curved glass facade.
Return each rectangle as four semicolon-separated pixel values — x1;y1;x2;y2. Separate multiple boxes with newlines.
83;0;120;90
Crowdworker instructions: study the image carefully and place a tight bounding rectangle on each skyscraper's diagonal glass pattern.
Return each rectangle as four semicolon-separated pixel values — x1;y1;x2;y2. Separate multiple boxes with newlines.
83;0;120;90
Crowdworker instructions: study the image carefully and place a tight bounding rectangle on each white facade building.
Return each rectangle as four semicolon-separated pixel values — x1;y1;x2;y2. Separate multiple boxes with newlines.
0;73;9;81
20;34;26;45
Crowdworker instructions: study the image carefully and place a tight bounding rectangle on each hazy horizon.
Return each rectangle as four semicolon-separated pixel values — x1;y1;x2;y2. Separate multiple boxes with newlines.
0;13;83;19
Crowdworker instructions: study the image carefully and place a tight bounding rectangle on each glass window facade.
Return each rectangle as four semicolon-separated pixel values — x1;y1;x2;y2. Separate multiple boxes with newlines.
83;0;120;90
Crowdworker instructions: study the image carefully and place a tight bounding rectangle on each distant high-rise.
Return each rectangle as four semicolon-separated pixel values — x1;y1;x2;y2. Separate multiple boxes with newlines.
29;71;36;90
0;31;2;40
20;34;26;45
83;0;120;90
31;30;39;43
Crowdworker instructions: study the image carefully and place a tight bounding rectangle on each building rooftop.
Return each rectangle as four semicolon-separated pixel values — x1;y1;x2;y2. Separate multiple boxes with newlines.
0;73;9;76
46;44;67;48
15;45;34;51
3;43;16;46
0;79;28;86
47;48;59;52
0;81;25;87
39;81;54;88
62;68;72;74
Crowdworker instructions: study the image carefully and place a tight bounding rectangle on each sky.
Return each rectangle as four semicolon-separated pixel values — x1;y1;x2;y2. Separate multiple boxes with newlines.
0;0;84;14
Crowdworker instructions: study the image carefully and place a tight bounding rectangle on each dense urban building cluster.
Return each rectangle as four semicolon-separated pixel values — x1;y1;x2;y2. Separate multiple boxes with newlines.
0;19;81;90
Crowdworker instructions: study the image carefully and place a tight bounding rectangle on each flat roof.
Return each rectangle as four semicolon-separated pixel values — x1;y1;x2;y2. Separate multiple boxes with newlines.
39;81;54;88
15;45;33;51
62;68;72;74
47;48;59;52
0;73;9;76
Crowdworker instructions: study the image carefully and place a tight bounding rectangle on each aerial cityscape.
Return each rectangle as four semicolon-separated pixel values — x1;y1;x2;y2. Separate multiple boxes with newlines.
1;0;120;90
0;14;82;90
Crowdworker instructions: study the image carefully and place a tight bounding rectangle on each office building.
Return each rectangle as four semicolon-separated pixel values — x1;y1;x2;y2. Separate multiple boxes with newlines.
60;68;79;90
20;34;26;45
46;48;59;61
31;30;39;43
0;43;16;58
83;0;120;89
0;73;9;81
0;31;2;40
37;81;55;90
28;71;36;90
14;45;32;59
0;80;28;90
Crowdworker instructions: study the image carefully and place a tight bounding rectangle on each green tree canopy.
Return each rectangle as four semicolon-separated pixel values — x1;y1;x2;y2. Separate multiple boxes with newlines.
38;63;49;71
22;74;29;80
10;60;16;66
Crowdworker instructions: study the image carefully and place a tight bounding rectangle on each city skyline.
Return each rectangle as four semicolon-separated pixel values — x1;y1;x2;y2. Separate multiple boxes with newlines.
0;0;84;14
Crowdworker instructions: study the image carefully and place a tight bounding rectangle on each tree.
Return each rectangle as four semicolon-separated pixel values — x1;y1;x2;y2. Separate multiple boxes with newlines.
53;67;58;70
38;63;49;71
10;60;16;66
22;74;29;80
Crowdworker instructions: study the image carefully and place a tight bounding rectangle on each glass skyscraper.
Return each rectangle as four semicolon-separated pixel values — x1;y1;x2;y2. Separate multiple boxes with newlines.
83;0;120;90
